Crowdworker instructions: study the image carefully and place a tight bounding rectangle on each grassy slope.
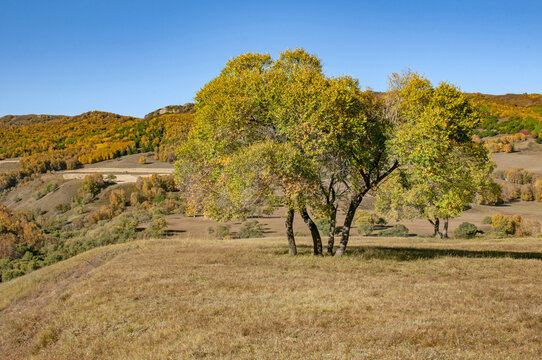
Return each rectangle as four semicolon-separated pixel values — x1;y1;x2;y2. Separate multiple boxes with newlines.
1;237;542;359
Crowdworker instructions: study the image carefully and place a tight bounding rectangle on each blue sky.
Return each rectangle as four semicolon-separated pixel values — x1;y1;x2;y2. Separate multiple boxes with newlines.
1;0;540;118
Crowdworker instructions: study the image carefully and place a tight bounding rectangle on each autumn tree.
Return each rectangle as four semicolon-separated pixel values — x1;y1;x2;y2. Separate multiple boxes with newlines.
175;49;398;256
176;51;329;253
376;72;493;237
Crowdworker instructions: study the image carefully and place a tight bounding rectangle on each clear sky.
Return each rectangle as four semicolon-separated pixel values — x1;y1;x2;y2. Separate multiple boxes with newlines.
1;0;541;118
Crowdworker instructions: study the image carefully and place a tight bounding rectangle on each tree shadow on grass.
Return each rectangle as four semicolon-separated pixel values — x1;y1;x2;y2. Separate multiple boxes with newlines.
345;246;542;261
277;244;542;261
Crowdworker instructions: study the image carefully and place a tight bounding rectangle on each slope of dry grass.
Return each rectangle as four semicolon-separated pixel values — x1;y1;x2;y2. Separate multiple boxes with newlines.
1;236;542;359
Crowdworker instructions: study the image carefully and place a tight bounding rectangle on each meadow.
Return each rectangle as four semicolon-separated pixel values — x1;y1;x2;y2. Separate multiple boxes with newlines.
1;236;542;359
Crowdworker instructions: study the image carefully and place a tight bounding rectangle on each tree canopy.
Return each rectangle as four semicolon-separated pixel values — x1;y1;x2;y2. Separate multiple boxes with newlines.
376;72;494;237
175;52;492;255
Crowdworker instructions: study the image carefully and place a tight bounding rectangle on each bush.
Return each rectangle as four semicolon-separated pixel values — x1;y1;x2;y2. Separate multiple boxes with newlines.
454;222;478;238
357;221;374;236
139;156;146;164
315;218;342;234
482;216;493;225
378;224;409;237
81;174;106;196
476;181;503;205
238;220;264;238
508;187;520;200
148;216;167;237
491;214;515;235
208;224;231;239
315;218;330;234
54;203;70;213
355;210;387;225
520;186;534;201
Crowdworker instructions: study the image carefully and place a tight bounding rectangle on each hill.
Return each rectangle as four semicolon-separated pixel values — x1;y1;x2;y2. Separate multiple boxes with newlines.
1;236;542;359
0;106;194;192
143;103;195;120
466;93;542;137
0;114;65;127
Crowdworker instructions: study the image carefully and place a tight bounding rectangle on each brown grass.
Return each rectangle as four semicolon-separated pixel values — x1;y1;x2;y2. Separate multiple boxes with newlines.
1;236;542;359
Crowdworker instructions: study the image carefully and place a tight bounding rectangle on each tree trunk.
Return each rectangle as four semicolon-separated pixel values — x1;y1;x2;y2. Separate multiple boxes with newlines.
299;207;322;255
285;208;297;256
442;218;449;238
327;207;337;255
335;194;363;257
429;218;442;238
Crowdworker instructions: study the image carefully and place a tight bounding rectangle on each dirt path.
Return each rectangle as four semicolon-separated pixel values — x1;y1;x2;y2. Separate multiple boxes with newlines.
0;158;20;171
61;168;173;183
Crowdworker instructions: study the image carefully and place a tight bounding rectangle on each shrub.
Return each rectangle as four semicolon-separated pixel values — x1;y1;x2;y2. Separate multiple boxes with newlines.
54;203;70;213
149;216;167;237
516;219;541;237
357;221;374;236
482;216;493;225
208;224;231;239
34;191;46;200
46;183;59;193
81;174;106;196
508;187;520;200
315;218;331;233
152;194;167;204
315;218;342;235
491;214;515;235
109;189;128;211
238;220;264;238
130;192;143;206
476;181;503;205
454;222;478;238
520;186;534;201
355;210;387;225
378;224;409;237
139;156;146;164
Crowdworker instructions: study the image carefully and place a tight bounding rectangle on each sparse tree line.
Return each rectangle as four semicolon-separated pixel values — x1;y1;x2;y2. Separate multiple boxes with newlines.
174;49;495;256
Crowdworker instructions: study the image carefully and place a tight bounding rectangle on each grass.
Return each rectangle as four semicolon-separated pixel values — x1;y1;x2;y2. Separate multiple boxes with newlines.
1;236;542;359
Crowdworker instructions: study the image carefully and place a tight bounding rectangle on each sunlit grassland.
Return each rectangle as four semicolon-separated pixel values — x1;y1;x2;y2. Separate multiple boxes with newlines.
1;236;542;359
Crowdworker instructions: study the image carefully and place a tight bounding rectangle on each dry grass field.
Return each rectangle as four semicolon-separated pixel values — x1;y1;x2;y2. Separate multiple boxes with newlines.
1;236;542;359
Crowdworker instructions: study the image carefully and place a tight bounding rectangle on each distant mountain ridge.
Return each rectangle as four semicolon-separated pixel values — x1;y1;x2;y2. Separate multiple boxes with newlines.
0;114;65;127
2;93;540;125
467;93;542;108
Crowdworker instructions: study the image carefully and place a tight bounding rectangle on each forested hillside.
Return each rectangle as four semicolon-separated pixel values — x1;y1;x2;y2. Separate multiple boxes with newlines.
468;93;542;137
0;105;194;192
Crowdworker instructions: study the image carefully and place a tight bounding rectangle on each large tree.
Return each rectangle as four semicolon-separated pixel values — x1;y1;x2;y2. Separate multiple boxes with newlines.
175;51;327;254
176;49;403;256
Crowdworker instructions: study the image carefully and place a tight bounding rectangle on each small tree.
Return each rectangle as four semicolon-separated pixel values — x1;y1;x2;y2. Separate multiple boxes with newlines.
376;72;493;237
81;174;106;196
139;156;146;165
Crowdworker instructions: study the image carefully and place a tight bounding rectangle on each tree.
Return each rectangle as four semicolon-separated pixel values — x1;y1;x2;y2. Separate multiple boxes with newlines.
175;49;399;256
376;72;494;237
269;54;397;256
175;52;320;254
